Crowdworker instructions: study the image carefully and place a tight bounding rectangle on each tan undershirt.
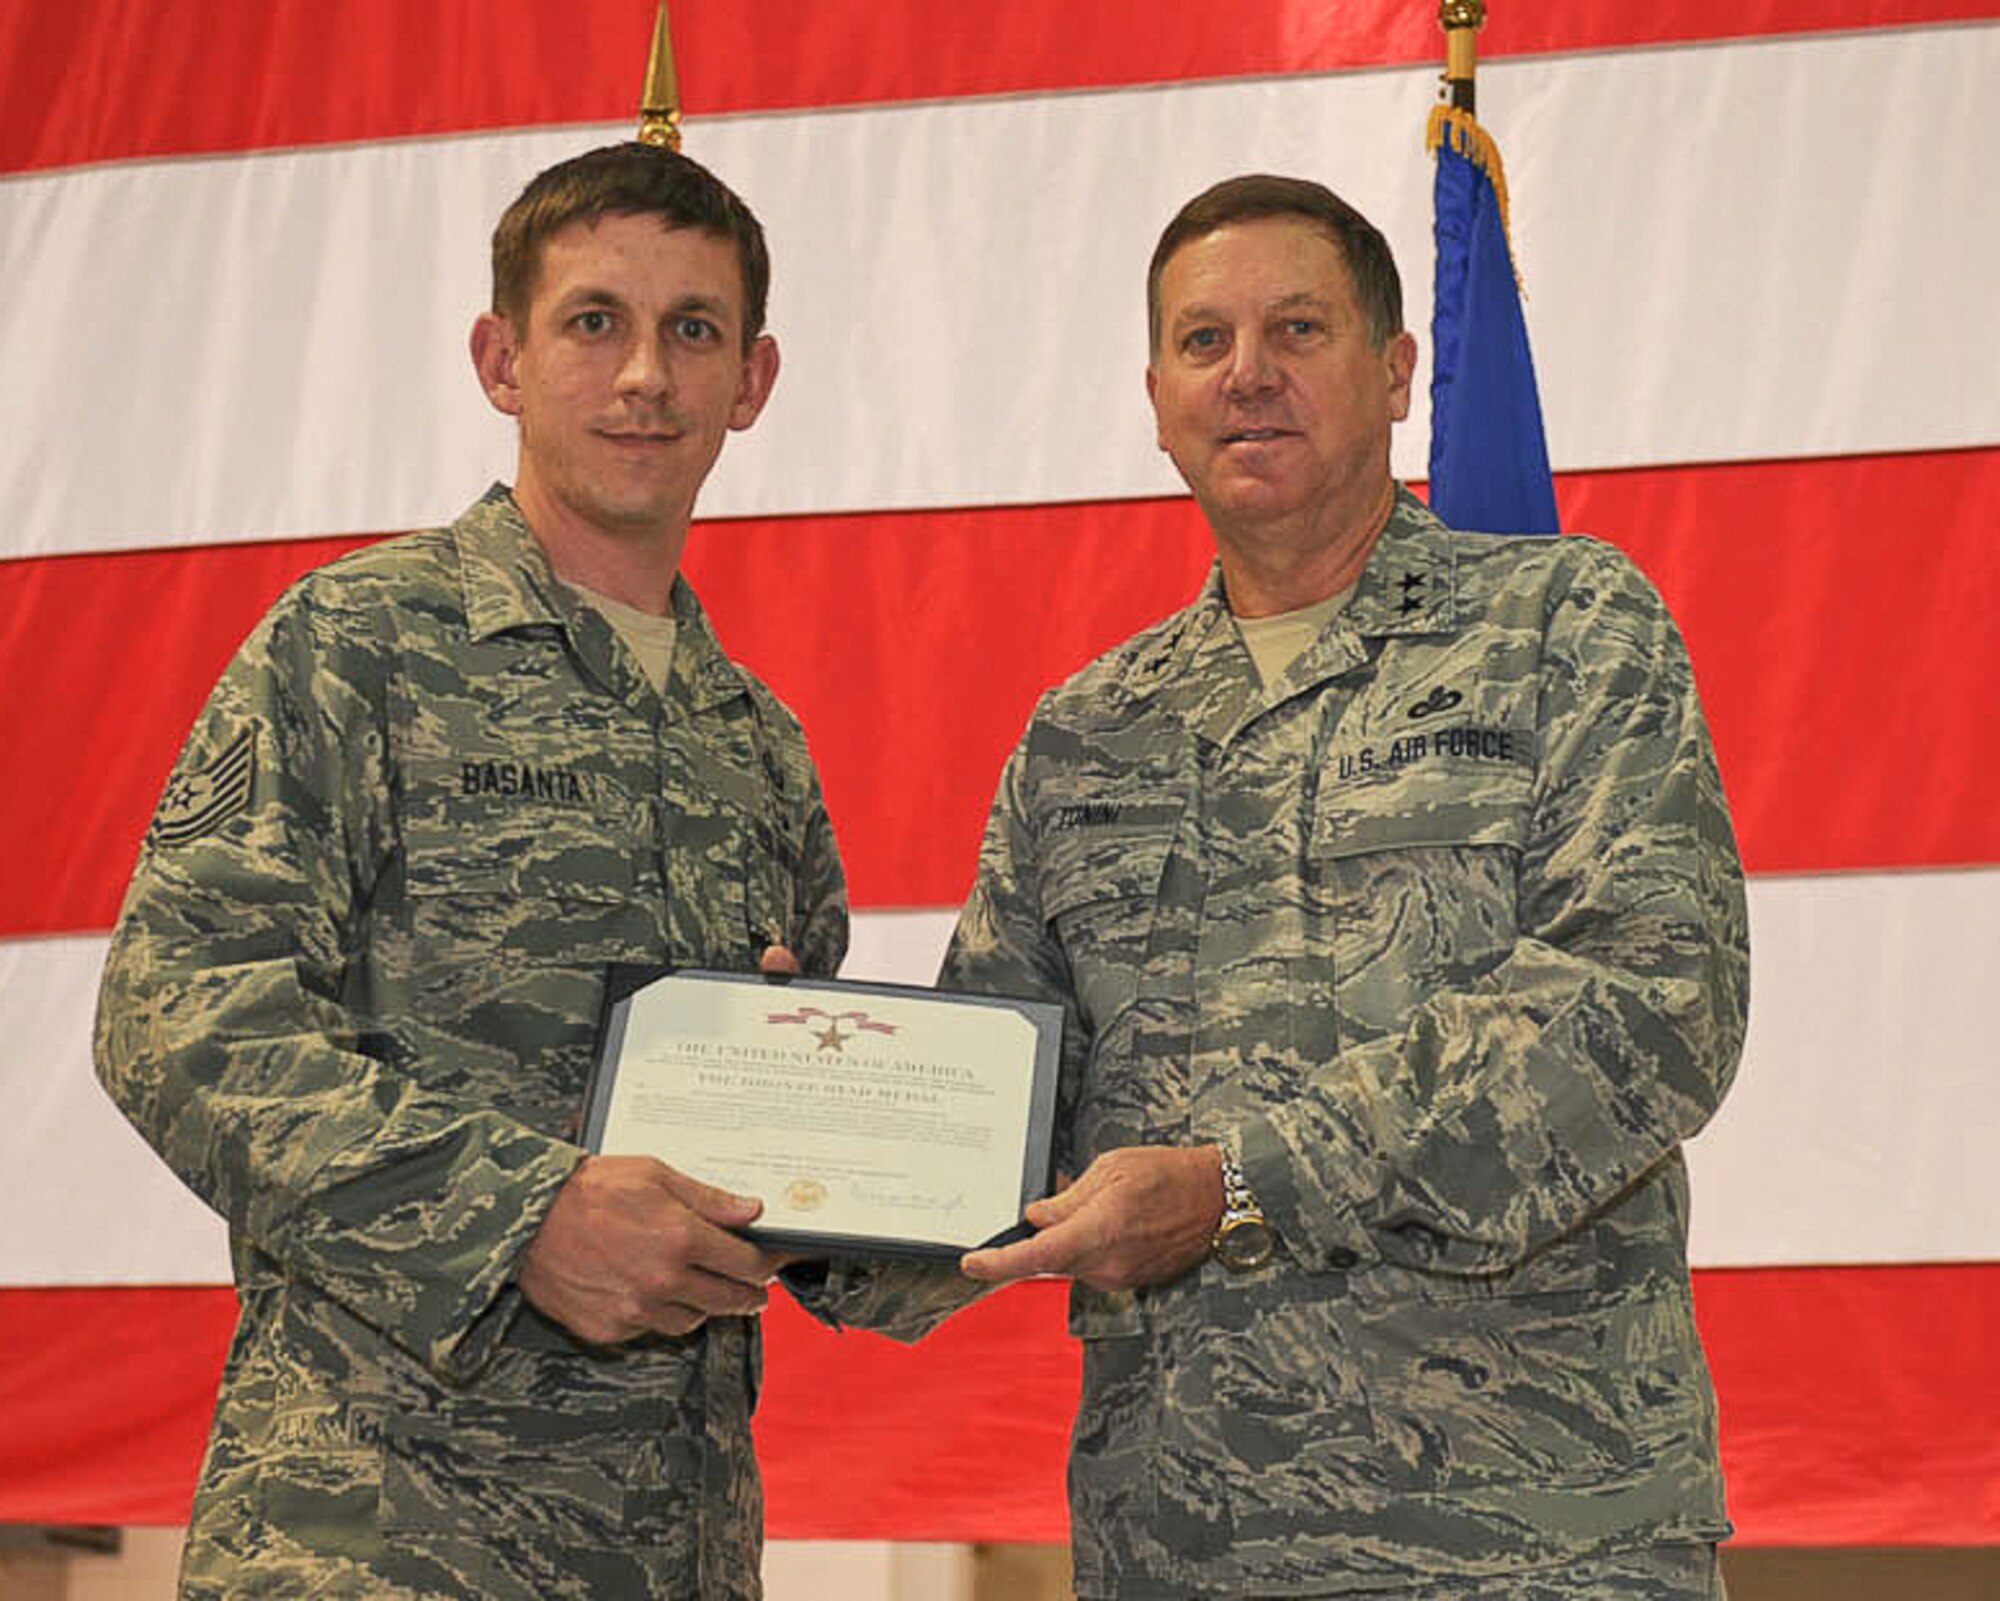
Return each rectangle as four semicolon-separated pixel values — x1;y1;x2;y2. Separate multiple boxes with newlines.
574;585;679;696
1233;585;1354;687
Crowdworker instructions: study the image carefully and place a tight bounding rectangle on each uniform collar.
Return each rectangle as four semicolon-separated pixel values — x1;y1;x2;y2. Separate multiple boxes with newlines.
453;483;571;640
1341;485;1458;639
450;484;751;714
1116;485;1460;748
662;567;757;714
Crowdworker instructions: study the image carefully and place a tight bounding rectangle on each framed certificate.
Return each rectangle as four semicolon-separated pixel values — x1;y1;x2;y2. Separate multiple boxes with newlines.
583;968;1063;1258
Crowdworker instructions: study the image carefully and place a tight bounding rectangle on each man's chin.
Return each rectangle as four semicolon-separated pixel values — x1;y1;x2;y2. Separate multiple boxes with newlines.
1198;476;1307;523
588;474;694;530
557;493;684;542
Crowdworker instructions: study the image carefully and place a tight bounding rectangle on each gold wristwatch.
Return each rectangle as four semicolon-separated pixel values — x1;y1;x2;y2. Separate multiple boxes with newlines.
1210;1145;1275;1270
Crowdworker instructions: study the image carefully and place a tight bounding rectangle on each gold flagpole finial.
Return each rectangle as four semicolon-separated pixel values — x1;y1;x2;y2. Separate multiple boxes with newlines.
637;2;683;150
1439;0;1486;115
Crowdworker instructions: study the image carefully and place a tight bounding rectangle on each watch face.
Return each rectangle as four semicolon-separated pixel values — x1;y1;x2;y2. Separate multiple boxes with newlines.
1215;1216;1275;1270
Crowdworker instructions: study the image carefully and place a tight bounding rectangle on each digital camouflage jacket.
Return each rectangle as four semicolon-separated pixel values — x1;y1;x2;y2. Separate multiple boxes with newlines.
822;491;1747;1597
95;487;847;1599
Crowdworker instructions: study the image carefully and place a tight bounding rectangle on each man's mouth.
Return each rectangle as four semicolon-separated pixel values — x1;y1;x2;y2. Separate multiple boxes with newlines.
603;409;691;438
1222;427;1293;445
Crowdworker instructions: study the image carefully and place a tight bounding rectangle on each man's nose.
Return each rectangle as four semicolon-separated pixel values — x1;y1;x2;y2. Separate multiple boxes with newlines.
616;335;673;399
1222;333;1279;398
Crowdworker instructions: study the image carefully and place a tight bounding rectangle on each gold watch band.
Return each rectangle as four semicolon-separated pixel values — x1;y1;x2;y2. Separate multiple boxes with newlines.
1211;1145;1274;1270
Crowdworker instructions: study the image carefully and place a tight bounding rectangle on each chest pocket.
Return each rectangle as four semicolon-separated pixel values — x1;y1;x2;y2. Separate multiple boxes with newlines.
660;735;798;965
1310;748;1532;1035
400;754;660;969
1038;806;1180;1042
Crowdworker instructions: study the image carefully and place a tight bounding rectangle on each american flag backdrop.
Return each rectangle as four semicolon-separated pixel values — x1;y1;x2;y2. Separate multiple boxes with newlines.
1;0;1995;1543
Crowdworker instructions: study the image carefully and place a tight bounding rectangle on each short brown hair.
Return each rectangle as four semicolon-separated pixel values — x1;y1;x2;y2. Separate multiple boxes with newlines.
1147;174;1403;354
490;142;771;350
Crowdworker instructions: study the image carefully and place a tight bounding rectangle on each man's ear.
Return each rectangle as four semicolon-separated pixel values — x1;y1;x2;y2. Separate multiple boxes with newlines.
728;333;781;432
1384;329;1418;423
1145;363;1165;452
470;312;523;418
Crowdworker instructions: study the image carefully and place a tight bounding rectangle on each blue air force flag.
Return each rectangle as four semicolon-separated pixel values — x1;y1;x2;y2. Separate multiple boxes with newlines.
1427;107;1560;535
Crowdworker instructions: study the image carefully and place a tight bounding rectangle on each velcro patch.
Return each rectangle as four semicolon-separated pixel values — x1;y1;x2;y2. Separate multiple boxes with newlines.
153;729;257;846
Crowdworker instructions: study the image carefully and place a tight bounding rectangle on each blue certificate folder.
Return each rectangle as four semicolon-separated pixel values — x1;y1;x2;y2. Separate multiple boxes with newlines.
585;966;1061;1259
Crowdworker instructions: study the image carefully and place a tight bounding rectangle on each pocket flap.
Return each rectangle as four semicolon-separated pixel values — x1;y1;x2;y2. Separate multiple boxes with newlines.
1313;747;1532;861
1037;800;1183;922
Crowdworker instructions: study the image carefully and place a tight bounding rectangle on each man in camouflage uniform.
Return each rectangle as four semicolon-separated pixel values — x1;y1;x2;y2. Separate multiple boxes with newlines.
815;176;1748;1596
93;143;845;1598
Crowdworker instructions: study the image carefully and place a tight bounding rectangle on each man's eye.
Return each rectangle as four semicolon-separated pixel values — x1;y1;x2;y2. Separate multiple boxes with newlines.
573;309;614;335
1183;327;1224;355
1283;318;1321;339
676;317;720;344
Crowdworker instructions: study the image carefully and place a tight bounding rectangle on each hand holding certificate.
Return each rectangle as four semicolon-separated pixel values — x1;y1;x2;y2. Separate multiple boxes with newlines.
583;969;1062;1258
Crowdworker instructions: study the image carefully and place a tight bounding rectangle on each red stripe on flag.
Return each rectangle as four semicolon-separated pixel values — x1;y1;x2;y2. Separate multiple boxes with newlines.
0;1287;236;1527
755;1291;1080;1544
3;1268;1997;1540
1558;449;2000;875
2;1;1990;175
0;535;377;939
1694;1264;2000;1545
4;448;1994;936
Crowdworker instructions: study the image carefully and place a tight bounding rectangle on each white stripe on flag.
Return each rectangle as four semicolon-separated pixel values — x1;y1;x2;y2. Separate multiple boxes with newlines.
1685;865;2000;1267
2;25;1993;559
12;875;1997;1286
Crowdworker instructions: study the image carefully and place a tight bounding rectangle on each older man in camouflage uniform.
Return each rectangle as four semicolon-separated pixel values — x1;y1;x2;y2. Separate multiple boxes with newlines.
94;144;844;1598
813;176;1747;1597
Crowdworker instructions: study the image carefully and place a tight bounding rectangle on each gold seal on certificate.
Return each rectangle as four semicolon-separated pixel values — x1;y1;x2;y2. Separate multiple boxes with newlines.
582;968;1063;1258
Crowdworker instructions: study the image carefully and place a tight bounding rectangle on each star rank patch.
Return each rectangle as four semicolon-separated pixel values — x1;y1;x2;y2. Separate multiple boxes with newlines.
152;728;257;846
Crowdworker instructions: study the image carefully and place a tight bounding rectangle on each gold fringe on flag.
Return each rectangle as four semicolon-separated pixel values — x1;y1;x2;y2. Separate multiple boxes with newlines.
1427;104;1514;244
